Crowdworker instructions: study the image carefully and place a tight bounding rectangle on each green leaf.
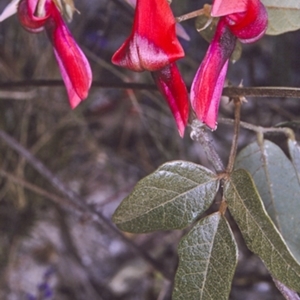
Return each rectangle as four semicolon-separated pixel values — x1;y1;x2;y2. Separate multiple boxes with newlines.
262;0;300;35
235;140;300;262
173;212;238;300
113;161;219;233
288;139;300;182
224;169;300;292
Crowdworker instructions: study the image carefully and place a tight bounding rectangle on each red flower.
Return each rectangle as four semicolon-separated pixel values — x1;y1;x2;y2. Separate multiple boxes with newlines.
152;63;189;137
112;0;184;72
17;0;92;108
112;0;189;136
191;0;268;130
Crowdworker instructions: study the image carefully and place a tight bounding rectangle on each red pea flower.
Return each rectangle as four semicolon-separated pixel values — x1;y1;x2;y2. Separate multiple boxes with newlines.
112;0;189;136
17;0;92;108
152;63;189;137
191;0;268;130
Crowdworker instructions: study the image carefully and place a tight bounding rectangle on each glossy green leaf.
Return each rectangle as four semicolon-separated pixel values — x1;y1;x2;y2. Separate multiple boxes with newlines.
224;169;300;292
288;139;300;182
262;0;300;35
173;212;238;300
235;140;300;262
113;161;219;233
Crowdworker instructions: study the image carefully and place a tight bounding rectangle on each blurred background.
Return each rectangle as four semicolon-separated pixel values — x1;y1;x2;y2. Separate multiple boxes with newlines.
0;0;300;299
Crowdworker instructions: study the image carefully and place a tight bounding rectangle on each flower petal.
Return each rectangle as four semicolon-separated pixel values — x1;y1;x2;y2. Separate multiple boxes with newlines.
191;19;236;130
53;48;81;108
45;2;92;108
225;0;268;43
17;0;50;32
211;0;248;17
204;60;228;129
152;63;189;137
176;23;190;42
0;0;19;22
112;0;184;72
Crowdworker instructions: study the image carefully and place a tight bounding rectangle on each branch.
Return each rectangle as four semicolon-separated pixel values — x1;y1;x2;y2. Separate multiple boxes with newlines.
1;81;300;98
0;80;157;90
222;86;300;98
219;118;295;140
190;120;225;172
226;98;241;173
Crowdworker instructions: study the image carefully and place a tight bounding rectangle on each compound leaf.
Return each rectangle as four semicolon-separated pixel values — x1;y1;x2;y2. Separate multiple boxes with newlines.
262;0;300;35
288;139;300;182
235;140;300;262
113;161;219;233
173;212;238;300
224;169;300;292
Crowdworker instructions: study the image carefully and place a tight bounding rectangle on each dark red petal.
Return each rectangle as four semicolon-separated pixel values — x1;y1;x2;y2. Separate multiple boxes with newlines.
17;0;50;32
152;63;189;137
191;19;236;130
45;2;92;108
225;0;268;43
112;0;184;72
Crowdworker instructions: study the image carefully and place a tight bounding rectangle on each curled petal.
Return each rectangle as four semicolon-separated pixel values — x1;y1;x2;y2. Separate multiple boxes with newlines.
0;0;19;22
225;0;268;43
45;2;92;108
211;0;248;17
112;0;184;72
152;63;189;137
18;0;50;32
191;19;236;130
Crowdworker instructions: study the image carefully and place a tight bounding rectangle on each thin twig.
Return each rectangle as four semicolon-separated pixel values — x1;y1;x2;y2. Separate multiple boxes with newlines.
2;82;300;99
190;120;224;172
0;80;157;90
219;118;295;140
0;130;173;280
222;86;300;98
226;99;241;173
176;8;204;22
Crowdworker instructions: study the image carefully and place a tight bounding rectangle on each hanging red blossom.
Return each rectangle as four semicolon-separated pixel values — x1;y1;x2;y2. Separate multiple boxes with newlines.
17;0;92;108
191;0;268;130
152;63;189;137
112;0;184;72
112;0;189;136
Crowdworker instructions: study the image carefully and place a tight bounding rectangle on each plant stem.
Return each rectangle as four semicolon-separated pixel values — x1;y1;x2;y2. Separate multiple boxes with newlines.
2;82;300;98
222;86;300;98
190;120;224;172
219;118;295;140
176;8;204;22
226;99;241;173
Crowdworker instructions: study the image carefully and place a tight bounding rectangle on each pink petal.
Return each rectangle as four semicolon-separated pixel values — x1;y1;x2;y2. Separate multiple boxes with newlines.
152;63;189;137
0;0;19;22
123;0;136;8
191;19;236;130
204;60;228;129
211;0;248;17
17;0;50;32
225;1;268;43
53;48;81;108
112;0;184;72
176;23;190;41
45;2;92;108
